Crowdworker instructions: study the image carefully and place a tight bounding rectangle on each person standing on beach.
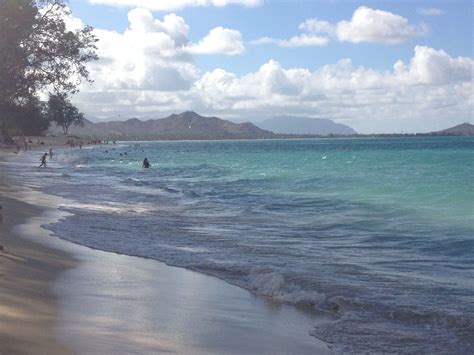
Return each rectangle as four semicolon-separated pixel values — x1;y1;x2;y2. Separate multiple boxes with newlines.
39;153;47;168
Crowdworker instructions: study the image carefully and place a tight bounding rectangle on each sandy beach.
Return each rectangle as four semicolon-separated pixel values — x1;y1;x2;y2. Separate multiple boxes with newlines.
0;148;331;354
0;172;76;354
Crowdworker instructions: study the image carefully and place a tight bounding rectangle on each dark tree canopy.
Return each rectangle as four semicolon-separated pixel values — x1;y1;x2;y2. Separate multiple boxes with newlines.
47;93;83;135
0;0;97;138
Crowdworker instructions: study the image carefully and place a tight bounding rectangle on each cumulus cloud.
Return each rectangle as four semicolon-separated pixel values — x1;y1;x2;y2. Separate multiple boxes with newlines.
336;6;427;43
195;46;472;104
79;8;246;96
417;8;445;16
253;7;427;47
393;46;473;85
187;27;245;55
86;9;198;92
127;9;190;45
88;0;263;11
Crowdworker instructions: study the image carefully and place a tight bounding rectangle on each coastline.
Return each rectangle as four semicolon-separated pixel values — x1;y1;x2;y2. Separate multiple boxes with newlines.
0;150;331;354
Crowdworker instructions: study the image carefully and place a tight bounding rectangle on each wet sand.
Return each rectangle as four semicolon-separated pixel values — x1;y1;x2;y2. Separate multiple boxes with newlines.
0;190;75;354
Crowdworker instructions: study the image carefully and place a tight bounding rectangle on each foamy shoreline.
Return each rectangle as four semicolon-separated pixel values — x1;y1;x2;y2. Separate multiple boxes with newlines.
0;150;331;354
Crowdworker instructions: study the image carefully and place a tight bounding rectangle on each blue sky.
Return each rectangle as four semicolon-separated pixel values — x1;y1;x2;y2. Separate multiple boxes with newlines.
66;0;473;133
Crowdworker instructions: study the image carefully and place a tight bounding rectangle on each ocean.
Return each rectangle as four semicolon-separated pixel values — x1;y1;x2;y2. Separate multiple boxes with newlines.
14;137;474;353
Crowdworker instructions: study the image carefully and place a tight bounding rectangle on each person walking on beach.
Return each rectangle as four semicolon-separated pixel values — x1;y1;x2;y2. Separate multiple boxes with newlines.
39;153;48;168
142;158;150;168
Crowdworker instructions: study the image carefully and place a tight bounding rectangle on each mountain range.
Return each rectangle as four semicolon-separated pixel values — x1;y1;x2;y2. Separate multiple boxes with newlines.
52;111;357;140
54;111;274;140
49;111;472;140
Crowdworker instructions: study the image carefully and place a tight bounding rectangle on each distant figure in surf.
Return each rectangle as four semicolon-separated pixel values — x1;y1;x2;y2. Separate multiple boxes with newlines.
49;148;53;159
142;158;150;168
39;153;48;168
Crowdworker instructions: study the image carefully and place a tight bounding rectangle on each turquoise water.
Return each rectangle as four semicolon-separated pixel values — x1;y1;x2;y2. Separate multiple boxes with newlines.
20;136;473;352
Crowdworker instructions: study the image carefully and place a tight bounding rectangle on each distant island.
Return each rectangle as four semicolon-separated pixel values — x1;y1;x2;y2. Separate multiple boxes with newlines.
357;123;474;138
434;123;474;136
256;116;356;135
49;112;473;140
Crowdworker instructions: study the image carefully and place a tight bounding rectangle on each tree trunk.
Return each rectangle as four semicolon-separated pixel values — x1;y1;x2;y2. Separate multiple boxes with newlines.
63;123;69;135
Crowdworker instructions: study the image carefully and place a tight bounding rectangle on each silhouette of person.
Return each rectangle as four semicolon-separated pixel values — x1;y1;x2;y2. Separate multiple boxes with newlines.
142;158;150;168
49;148;53;159
39;153;47;168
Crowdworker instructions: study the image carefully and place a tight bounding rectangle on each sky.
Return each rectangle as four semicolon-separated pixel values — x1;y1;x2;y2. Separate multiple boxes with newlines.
65;0;473;133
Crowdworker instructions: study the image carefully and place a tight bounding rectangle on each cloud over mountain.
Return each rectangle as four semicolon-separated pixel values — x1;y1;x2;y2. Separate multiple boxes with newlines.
61;5;472;133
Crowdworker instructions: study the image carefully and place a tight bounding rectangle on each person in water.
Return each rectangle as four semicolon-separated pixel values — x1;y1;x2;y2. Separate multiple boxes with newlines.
49;148;53;159
39;153;47;168
142;158;150;168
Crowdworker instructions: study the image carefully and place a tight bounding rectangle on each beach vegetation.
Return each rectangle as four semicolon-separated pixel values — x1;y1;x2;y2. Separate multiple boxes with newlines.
46;93;84;135
0;0;97;139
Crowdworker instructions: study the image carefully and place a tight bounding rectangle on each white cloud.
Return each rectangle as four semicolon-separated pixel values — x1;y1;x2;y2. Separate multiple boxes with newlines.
252;7;427;48
86;9;197;92
88;0;263;11
417;8;445;16
187;27;245;55
299;18;334;35
127;9;190;45
250;34;329;47
393;46;473;85
81;8;246;95
336;6;427;44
